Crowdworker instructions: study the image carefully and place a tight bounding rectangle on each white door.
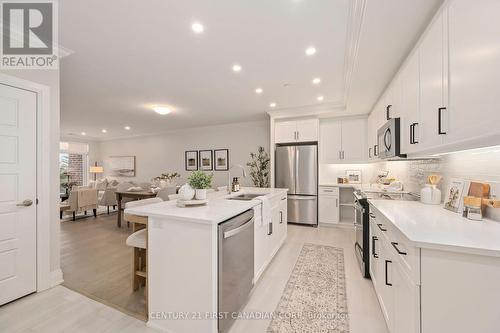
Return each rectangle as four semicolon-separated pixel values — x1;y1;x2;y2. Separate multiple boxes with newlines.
447;0;500;144
0;84;37;305
296;118;318;142
275;121;297;143
341;118;366;163
419;10;446;151
319;119;342;163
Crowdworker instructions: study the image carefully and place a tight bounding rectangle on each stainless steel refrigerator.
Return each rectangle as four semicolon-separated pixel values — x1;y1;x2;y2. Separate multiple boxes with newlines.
275;144;318;226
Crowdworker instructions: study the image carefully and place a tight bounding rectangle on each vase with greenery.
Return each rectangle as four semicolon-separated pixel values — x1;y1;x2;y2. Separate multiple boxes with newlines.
152;172;180;188
247;146;270;188
187;170;214;200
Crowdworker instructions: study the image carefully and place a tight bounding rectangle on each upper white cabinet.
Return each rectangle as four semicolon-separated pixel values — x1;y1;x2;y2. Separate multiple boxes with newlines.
447;0;500;145
400;51;421;155
275;118;318;143
320;117;367;164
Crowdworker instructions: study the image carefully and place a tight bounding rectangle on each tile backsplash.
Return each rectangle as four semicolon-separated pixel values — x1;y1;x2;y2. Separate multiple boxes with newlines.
320;145;500;221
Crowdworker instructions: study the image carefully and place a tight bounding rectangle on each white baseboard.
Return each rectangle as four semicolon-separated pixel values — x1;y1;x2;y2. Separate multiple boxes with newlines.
50;269;64;287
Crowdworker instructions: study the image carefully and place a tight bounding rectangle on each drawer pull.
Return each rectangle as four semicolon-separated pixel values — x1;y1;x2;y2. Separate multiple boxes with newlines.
391;242;407;255
377;223;387;232
385;260;392;286
369;213;376;219
372;236;379;258
279;211;283;224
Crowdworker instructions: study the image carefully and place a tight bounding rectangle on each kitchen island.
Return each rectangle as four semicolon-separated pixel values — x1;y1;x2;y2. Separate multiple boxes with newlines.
125;187;288;333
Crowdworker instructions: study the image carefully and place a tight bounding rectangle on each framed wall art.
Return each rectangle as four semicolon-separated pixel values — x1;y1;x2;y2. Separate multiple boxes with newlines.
214;149;229;171
199;150;213;171
185;151;198;171
108;156;136;177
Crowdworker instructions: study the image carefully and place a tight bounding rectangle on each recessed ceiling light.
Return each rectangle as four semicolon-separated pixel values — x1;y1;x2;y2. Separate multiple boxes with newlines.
255;88;263;94
305;47;317;56
269;102;277;108
317;95;324;101
81;132;86;136
232;64;242;72
312;78;321;85
191;22;204;33
153;106;172;115
101;129;107;133
124;126;131;130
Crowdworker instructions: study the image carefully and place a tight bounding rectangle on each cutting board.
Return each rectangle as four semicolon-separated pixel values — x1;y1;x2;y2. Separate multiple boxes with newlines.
468;182;490;198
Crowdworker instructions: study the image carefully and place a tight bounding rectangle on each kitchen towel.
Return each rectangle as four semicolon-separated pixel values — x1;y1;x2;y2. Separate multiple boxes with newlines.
255;195;271;226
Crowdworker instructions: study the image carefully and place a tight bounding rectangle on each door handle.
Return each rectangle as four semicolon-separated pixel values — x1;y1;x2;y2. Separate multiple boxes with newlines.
374;145;378;156
409;124;414;144
391;242;407;255
385;260;392;286
17;199;33;207
280;211;283;224
438;107;447;135
411;123;419;144
372;236;379;258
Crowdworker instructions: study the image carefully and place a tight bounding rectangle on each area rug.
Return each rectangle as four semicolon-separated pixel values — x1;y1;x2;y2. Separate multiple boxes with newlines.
267;243;349;333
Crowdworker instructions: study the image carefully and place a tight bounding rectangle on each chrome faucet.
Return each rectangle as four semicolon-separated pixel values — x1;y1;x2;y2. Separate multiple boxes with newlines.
227;164;247;194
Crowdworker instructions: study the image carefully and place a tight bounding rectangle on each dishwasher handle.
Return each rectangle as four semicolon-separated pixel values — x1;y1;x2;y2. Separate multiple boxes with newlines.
223;218;253;239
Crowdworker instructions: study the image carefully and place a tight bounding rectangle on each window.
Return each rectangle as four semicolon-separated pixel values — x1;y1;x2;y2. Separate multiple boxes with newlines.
60;142;89;193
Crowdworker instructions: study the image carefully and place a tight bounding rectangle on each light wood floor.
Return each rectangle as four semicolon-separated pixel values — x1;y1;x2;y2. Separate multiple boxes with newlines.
60;211;147;319
1;224;388;333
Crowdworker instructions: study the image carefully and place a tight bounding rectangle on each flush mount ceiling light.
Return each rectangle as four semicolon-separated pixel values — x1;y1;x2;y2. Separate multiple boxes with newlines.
312;77;321;85
305;46;317;56
191;22;204;33
81;132;86;136
232;64;242;72
269;102;277;108
124;126;131;130
317;95;324;101
255;88;263;94
153;106;172;115
101;129;107;133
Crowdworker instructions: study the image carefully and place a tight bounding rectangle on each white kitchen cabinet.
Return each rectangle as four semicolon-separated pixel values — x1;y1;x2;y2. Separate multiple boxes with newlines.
275;118;318;144
419;9;447;151
319;118;367;164
400;51;421;155
318;186;339;224
393;261;420;333
446;0;500;145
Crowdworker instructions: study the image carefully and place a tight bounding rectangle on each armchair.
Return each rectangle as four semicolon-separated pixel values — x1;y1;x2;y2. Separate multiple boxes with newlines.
67;188;98;221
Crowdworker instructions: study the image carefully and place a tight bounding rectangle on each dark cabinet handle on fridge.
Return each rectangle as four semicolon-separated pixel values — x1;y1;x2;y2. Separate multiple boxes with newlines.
385;260;392;286
372;236;379;258
438;107;447;135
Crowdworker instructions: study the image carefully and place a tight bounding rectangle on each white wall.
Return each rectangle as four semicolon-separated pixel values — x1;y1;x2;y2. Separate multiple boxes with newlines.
1;69;61;274
96;121;270;188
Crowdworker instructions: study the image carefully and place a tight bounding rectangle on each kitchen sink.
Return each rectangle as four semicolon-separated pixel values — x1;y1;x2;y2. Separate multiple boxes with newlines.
226;193;262;201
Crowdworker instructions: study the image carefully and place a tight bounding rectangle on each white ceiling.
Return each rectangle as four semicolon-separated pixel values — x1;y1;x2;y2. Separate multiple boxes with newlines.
60;0;442;140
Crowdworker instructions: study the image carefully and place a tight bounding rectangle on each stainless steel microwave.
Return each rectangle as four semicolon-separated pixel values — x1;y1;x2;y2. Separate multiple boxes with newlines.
377;118;406;159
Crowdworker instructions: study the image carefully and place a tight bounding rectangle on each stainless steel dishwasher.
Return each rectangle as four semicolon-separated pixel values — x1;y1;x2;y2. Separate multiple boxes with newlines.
218;209;254;333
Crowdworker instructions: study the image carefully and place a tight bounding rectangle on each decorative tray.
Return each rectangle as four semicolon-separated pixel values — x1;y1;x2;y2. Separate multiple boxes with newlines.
176;199;208;207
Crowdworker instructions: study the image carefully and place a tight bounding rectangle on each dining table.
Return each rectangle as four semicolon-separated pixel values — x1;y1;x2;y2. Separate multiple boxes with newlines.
115;190;157;227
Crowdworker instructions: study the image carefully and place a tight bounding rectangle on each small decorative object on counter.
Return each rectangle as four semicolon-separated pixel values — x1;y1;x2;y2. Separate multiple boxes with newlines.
152;172;180;188
337;177;344;184
463;196;483;220
178;183;195;201
187;170;214;200
444;178;466;213
232;177;241;192
420;175;442;205
345;170;362;184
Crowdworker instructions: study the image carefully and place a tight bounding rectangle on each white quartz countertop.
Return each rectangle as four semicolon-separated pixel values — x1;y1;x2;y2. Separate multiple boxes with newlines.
369;199;500;257
125;187;288;225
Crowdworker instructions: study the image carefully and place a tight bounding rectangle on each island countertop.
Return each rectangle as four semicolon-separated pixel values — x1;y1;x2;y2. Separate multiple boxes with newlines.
124;187;288;225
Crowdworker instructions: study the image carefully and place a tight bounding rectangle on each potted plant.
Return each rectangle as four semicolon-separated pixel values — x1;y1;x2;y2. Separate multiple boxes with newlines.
188;170;214;200
247;146;270;188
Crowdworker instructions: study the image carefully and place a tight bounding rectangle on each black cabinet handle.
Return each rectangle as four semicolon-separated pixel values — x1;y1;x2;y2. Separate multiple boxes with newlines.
279;211;283;224
377;223;387;232
438;107;447;135
391;242;407;255
368;147;372;158
409;124;414;144
374;145;379;156
385;260;392;286
372;236;379;258
369;212;375;219
412;123;419;144
386;105;392;120
268;222;273;235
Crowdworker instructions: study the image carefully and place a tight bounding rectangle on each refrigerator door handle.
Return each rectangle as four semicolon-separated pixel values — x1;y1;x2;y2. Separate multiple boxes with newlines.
295;146;299;194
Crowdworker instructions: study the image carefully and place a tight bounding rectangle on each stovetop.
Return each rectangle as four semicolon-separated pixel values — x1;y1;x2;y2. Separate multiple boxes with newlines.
354;189;419;202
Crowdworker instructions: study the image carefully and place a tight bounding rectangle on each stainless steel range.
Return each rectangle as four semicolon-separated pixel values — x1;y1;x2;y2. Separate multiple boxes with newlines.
353;189;418;278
